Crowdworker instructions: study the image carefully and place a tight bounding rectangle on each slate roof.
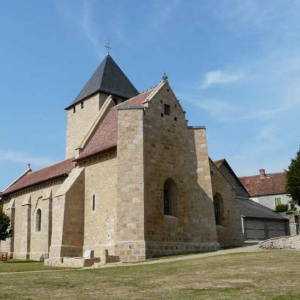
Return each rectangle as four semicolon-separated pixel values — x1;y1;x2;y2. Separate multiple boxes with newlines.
237;198;287;220
1;158;74;196
76;89;154;161
213;158;250;197
66;55;139;109
214;159;225;169
239;172;286;197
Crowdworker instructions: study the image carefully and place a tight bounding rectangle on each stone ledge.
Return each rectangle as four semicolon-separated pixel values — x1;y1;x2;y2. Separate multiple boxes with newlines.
45;257;98;268
145;241;219;258
117;106;144;110
187;126;206;130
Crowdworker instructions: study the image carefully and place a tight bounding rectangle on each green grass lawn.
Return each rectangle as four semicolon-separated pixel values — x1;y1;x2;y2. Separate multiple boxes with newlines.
0;251;300;300
0;259;68;273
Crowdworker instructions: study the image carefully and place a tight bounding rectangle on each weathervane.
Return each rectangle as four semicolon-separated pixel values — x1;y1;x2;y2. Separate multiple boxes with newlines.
105;40;111;55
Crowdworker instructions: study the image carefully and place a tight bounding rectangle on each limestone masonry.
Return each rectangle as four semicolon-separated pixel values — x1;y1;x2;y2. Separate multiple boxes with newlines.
0;54;244;265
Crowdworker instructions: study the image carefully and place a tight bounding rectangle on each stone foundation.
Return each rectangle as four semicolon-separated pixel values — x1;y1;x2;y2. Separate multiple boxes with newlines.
45;249;120;268
146;242;219;257
45;257;97;268
115;241;146;262
13;251;49;261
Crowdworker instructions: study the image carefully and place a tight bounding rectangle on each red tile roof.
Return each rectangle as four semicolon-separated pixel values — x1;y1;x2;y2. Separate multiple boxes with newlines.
239;172;287;197
1;90;154;196
76;89;153;161
1;158;74;196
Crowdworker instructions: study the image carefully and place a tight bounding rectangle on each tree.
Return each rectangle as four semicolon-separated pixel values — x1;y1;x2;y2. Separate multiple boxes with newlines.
286;147;300;205
0;205;12;241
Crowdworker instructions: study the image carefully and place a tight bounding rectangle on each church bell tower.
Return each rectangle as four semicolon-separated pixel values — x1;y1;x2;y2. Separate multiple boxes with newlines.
65;54;139;159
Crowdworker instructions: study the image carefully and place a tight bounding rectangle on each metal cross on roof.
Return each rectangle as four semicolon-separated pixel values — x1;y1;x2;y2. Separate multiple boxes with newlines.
162;72;168;82
105;40;111;55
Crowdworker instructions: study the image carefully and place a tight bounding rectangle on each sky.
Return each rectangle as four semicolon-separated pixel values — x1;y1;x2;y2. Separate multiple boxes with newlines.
0;0;300;191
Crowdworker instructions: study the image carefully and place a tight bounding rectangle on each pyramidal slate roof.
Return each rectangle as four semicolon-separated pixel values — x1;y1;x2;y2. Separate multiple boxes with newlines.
66;54;139;109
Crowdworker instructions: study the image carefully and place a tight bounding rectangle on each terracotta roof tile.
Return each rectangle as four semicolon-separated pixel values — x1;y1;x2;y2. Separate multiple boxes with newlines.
1;158;74;196
239;172;287;197
76;89;153;161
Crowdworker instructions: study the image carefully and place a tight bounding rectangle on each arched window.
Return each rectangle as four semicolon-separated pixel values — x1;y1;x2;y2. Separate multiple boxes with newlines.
92;194;96;211
213;193;223;226
36;209;42;232
163;178;178;217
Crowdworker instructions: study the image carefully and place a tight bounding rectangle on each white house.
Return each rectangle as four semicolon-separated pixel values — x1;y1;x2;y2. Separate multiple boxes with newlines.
240;169;293;211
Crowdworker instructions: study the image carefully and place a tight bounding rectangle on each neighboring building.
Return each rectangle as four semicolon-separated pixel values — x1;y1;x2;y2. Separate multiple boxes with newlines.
0;54;244;264
240;169;299;236
213;160;289;240
239;169;292;211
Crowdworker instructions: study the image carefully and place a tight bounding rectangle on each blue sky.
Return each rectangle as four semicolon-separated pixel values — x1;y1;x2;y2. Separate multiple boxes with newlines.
0;0;300;190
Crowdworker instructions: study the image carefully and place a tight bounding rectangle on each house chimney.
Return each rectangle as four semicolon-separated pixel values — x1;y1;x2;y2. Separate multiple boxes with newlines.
259;169;266;179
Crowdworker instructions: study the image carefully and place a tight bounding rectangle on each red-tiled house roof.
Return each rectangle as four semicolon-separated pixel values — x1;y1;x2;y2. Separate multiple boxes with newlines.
1;158;74;196
239;172;287;197
76;89;153;161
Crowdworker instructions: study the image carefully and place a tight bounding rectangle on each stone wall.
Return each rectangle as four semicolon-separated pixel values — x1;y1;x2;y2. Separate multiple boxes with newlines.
66;92;115;159
49;168;84;259
66;92;126;159
115;107;146;262
78;151;118;258
0;180;63;260
143;82;219;257
218;163;249;199
210;161;244;247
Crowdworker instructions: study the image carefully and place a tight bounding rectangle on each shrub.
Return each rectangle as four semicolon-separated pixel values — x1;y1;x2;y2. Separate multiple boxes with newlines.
275;204;289;212
0;205;12;241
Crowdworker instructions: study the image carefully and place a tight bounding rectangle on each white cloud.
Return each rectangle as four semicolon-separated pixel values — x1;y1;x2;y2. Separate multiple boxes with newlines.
180;93;295;123
200;71;243;89
243;105;292;121
181;95;237;121
0;150;56;169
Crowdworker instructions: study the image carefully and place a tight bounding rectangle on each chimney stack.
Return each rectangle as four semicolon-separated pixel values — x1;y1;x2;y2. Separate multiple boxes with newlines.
259;169;266;179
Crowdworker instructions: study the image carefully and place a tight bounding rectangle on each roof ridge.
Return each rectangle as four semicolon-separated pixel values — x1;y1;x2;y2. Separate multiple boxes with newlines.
114;87;156;108
25;158;74;176
240;171;285;179
1;158;75;196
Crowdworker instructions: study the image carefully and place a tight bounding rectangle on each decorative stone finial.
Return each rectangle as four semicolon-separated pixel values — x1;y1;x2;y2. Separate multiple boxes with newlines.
105;40;111;55
162;72;168;82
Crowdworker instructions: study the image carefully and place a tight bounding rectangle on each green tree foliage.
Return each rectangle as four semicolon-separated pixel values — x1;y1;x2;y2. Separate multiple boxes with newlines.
0;205;12;241
286;148;300;205
289;203;297;211
275;204;288;212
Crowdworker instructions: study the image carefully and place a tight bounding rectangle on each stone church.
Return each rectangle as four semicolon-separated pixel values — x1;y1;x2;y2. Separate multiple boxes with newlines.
0;54;244;264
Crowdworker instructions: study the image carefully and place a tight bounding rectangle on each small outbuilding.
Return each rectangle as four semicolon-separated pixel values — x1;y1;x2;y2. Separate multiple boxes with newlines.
213;159;289;240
